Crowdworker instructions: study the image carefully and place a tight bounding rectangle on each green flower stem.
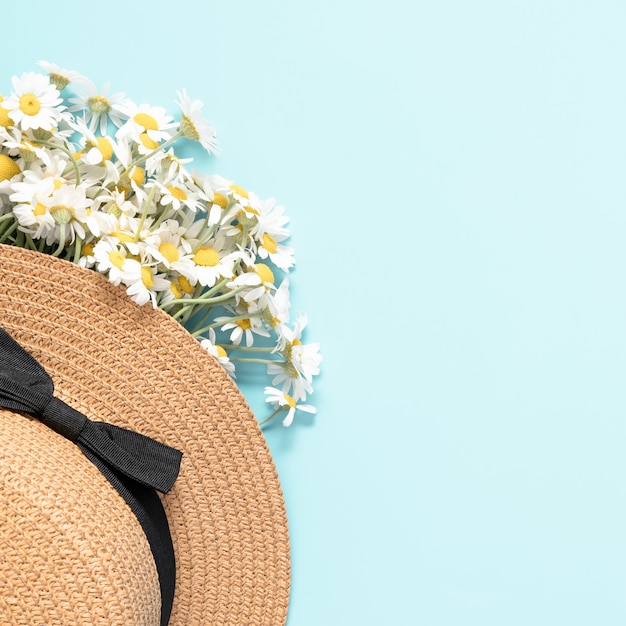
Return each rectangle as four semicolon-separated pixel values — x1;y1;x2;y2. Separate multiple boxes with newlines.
229;357;278;364
23;233;38;251
165;284;249;311
14;229;24;248
0;213;17;237
259;407;287;426
220;344;276;352
32;139;81;184
124;130;183;176
0;220;19;243
73;236;83;263
51;224;66;257
134;183;158;242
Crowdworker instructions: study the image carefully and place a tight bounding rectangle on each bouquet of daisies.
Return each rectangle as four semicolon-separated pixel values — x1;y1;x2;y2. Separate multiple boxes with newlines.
0;62;320;426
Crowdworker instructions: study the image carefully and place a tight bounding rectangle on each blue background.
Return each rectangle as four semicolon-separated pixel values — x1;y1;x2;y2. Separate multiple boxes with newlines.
7;1;626;624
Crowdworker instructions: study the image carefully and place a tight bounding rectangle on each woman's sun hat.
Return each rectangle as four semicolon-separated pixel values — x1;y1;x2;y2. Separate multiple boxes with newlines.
0;243;290;625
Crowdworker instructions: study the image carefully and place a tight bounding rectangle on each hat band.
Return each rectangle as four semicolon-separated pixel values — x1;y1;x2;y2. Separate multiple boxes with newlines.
0;327;183;626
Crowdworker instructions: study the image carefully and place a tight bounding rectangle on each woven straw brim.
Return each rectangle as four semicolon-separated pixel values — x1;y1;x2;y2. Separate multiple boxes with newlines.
0;244;290;625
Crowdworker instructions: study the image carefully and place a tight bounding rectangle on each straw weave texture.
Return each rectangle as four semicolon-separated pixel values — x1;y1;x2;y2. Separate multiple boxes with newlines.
0;245;290;626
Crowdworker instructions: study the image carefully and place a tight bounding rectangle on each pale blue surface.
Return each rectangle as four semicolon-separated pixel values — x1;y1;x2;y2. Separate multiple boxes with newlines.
9;1;626;624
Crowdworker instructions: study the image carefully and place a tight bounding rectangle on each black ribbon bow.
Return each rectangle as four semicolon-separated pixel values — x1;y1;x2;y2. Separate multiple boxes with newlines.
0;327;182;626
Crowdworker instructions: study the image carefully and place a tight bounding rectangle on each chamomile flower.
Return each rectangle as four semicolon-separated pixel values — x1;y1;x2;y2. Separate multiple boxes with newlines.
264;386;316;427
200;329;236;378
268;313;322;400
267;279;291;328
157;177;204;213
193;172;231;225
176;89;218;155
256;231;294;271
93;237;128;285
4;72;63;131
40;183;92;244
147;226;197;280
38;61;87;90
68;117;116;166
219;306;270;347
191;240;241;288
117;102;177;148
69;79;130;134
120;258;170;307
228;263;277;305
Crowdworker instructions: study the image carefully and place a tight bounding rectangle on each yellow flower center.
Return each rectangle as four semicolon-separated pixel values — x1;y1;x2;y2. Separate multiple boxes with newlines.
33;201;46;216
133;112;159;131
212;192;228;209
262;233;277;254
108;250;126;269
167;186;187;201
96;137;113;161
87;95;111;115
193;246;220;267
139;133;159;150
82;242;95;256
237;319;251;330
179;275;194;294
49;73;70;90
53;178;64;190
130;166;145;186
170;280;182;299
179;114;199;141
0;154;20;181
284;393;297;409
111;230;135;243
19;94;41;116
292;338;302;346
255;263;274;285
141;266;154;289
230;184;249;199
159;242;179;263
216;345;228;358
0;105;11;128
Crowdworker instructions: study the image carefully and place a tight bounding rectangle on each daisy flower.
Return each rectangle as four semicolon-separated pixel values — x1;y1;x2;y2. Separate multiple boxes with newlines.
251;195;290;238
93;237;128;285
228;262;277;305
200;329;236;378
256;230;294;271
267;279;291;328
176;89;218;155
264;386;316;427
38;61;88;90
40;183;92;244
219;307;270;347
191;240;241;287
68;79;130;134
147;225;197;281
156;174;204;213
120;258;170;307
116;102;177;148
193;172;232;225
268;313;322;400
4;72;63;131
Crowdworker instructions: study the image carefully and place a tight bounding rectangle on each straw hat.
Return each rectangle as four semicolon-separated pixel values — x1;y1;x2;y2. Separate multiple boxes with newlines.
0;244;290;625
